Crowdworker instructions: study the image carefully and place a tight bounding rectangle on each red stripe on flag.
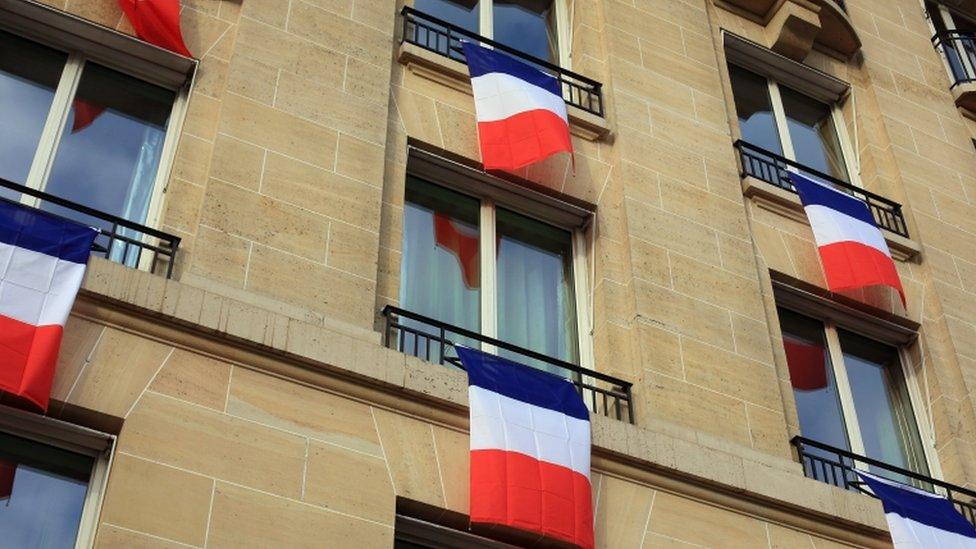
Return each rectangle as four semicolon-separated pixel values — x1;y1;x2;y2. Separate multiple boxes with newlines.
71;98;107;133
0;315;64;412
470;449;594;549
0;461;15;501
818;241;905;306
477;109;573;171
434;213;480;289
118;0;192;57
783;339;827;391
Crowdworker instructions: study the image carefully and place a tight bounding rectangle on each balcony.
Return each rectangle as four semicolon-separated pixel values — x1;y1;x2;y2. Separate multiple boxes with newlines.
932;31;976;113
381;305;634;423
397;7;609;139
1;177;180;278
735;141;911;241
793;437;976;526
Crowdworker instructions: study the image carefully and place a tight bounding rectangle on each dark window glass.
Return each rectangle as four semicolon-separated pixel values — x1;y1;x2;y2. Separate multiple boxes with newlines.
0;432;93;549
496;207;578;373
415;0;479;32
0;31;67;200
728;65;782;155
493;0;558;63
779;85;849;182
400;177;481;361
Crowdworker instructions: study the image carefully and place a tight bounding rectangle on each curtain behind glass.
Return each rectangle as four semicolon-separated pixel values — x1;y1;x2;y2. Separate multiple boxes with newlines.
494;0;558;63
839;329;930;484
0;31;67;202
401;177;481;363
778;308;852;466
728;65;783;156
496;207;578;376
0;431;93;549
779;85;850;183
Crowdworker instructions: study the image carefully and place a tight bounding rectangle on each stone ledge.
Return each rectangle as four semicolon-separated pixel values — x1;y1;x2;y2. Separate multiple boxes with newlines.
397;42;612;142
742;175;923;262
72;257;890;544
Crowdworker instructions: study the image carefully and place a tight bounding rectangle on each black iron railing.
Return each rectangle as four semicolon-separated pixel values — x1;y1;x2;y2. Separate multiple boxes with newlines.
734;141;910;237
400;6;605;117
381;305;634;422
0;177;180;278
792;437;976;525
932;31;976;88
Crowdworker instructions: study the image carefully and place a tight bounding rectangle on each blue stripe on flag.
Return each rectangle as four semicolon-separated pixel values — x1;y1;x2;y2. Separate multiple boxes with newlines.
0;201;97;264
461;41;562;98
857;471;976;538
788;172;877;227
456;346;590;421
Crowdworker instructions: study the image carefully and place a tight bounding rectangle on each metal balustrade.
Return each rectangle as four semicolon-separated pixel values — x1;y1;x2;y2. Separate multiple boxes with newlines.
932;31;976;89
792;436;976;526
0;177;180;278
400;6;605;117
734;140;910;238
381;305;634;422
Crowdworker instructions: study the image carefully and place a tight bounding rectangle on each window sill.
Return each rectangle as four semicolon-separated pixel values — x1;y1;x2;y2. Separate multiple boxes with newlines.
397;42;612;142
742;175;922;262
951;81;976;118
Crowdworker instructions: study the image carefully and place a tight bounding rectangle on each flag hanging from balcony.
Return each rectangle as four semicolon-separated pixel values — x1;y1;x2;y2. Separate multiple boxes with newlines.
461;41;573;171
788;172;906;307
0;201;97;412
856;471;976;548
118;0;192;57
456;346;594;549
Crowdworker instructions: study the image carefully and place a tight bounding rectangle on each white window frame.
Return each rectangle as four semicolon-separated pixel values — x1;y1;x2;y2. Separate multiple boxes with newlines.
0;0;195;269
405;147;596;372
473;0;572;68
0;405;115;549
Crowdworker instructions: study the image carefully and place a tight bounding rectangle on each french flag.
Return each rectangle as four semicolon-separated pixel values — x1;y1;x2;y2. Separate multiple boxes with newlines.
789;172;905;307
856;471;976;547
0;201;97;412
461;41;574;171
456;346;594;549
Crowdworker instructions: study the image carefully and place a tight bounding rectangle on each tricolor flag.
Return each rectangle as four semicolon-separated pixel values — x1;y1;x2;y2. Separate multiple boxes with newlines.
461;41;574;171
856;471;976;548
456;347;594;549
434;212;480;289
789;172;905;307
0;202;97;412
118;0;192;57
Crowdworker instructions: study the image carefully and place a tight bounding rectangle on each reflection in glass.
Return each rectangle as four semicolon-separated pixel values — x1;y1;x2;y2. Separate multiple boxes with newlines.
779;309;851;461
840;329;929;483
42;62;173;265
415;0;479;32
728;65;782;155
496;208;578;375
0;432;93;549
494;0;558;63
401;177;481;362
0;31;67;201
779;85;849;182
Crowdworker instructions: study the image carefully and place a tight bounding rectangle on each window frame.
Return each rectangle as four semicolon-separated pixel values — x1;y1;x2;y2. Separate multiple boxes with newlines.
925;1;976;83
405;147;595;371
732;63;862;188
472;0;572;68
0;0;194;270
0;405;115;549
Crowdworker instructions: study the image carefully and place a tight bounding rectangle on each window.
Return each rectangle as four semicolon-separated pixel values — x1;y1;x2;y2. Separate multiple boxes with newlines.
415;0;567;64
778;307;930;482
728;64;853;183
399;174;588;375
927;1;976;85
0;407;113;549
395;514;519;548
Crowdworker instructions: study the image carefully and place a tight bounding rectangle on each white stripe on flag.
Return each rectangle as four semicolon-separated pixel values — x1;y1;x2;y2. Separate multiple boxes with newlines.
0;242;87;327
470;72;568;123
804;204;892;257
469;385;590;478
887;513;976;548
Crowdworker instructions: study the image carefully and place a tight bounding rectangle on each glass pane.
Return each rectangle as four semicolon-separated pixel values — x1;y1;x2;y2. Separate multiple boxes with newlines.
0;31;67;201
779;85;850;182
779;309;852;465
728;65;783;155
415;0;479;32
400;177;482;363
0;431;93;549
494;0;558;63
839;329;929;483
496;207;578;375
42;61;174;265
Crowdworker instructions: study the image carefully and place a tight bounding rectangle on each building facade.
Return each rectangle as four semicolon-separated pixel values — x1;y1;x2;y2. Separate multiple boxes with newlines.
2;0;976;546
